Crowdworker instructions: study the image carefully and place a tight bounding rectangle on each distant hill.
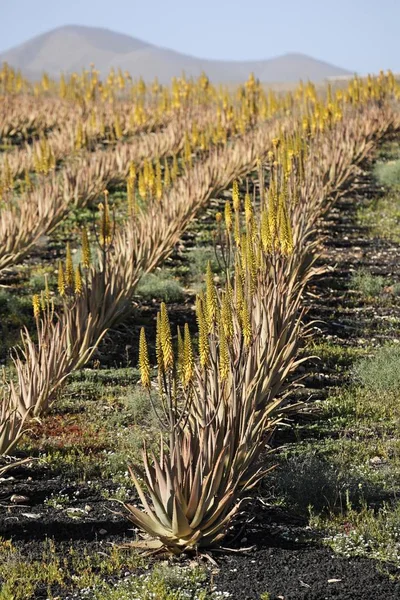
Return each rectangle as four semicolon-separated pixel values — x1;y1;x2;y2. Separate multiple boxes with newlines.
0;25;352;83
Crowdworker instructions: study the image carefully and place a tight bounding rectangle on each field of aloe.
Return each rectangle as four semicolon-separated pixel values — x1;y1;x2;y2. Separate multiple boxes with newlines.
1;64;400;599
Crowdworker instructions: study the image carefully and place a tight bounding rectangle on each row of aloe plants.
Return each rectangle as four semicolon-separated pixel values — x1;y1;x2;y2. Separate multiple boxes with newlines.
124;84;398;552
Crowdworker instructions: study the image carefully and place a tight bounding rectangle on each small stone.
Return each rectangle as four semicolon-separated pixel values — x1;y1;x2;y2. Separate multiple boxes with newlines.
66;508;85;514
99;528;107;535
21;512;41;519
10;494;29;504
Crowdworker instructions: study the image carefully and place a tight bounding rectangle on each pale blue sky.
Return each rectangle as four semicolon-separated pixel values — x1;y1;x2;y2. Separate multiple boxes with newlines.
0;0;398;73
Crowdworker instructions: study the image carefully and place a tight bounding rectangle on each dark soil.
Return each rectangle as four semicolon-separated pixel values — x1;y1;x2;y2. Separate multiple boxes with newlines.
215;546;400;599
0;473;127;544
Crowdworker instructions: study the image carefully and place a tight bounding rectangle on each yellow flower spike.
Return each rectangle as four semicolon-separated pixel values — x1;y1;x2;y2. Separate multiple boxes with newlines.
240;233;248;271
196;294;209;368
129;163;136;182
81;227;91;270
183;323;194;386
205;262;217;332
221;291;234;340
163;159;171;188
279;203;294;255
184;135;192;168
65;243;74;289
146;162;155;193
232;180;240;212
244;192;253;223
100;193;112;246
114;114;122;140
261;209;272;253
155;159;163;201
74;122;84;151
138;170;146;199
142;160;149;186
155;312;164;374
74;266;83;295
224;201;233;232
215;212;222;224
160;303;174;371
218;325;230;381
32;294;41;320
139;327;151;389
57;261;66;297
241;297;252;347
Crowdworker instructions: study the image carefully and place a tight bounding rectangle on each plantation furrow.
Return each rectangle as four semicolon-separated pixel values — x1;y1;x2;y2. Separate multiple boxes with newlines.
0;112;295;453
0;95;73;142
0;102;213;180
0;110;229;273
0;69;291;274
212;150;400;600
1;77;397;461
121;94;398;552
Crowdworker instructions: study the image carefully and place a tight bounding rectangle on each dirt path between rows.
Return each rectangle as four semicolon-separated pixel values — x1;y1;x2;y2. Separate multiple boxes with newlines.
213;167;400;599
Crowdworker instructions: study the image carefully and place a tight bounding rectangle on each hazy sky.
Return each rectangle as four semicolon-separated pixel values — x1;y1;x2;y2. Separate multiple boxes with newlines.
0;0;398;73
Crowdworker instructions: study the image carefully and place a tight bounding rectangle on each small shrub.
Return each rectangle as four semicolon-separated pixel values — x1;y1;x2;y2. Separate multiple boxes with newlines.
353;343;400;394
269;446;380;514
94;564;214;600
374;159;400;188
312;499;400;566
186;247;220;281
106;387;154;428
357;192;400;242
136;270;184;302
70;367;139;386
270;453;345;512
350;268;384;297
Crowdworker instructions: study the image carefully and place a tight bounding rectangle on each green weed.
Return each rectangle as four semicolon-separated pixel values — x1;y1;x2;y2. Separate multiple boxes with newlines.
136;270;184;302
352;343;400;394
350;268;386;297
94;564;214;600
374;159;400;188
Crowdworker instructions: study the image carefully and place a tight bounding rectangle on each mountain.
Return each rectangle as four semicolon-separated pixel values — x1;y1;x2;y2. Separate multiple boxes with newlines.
0;25;352;83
